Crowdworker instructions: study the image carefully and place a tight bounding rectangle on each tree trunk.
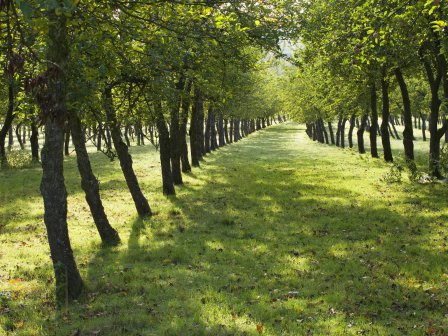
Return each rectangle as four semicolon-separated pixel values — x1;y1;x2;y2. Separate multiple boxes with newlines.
357;113;367;154
155;101;176;196
328;122;335;144
380;74;393;162
124;125;131;147
103;86;152;216
320;118;329;144
348;114;356;148
30;121;39;162
96;123;102;152
180;79;192;173
169;76;185;185
70;113;120;246
15;123;25;150
369;83;379;158
204;107;211;153
421;113;427;141
210;107;217;150
40;7;83;305
198;97;205;157
218;112;225;147
335;115;342;147
340;118;347;148
229;118;234;143
0;83;14;166
394;68;414;160
64;125;70;156
190;86;202;167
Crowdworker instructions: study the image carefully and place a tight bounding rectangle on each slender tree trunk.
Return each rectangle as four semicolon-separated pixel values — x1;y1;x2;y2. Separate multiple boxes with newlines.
229;118;234;143
169;75;185;184
190;86;202;167
370;83;379;158
210;107;217;150
124;125;131;147
64;125;70;156
180;79;192;173
30;121;39;162
348;114;356;148
328;122;335;144
357;113;367;154
335;115;342;147
234;119;240;141
169;75;185;185
204;107;211;153
22;126;26;145
15;123;25;150
218;112;225;147
155;101;176;195
421;113;427;141
389;116;400;140
340;118;347;148
224;119;229;144
0;80;14;166
198;98;205;157
381;74;393;162
103;86;152;216
320;118;329;144
395;68;414;160
96;123;102;152
70;113;120;246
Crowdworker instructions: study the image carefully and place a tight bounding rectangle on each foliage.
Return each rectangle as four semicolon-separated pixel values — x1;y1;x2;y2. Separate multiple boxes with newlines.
5;149;33;168
381;162;404;184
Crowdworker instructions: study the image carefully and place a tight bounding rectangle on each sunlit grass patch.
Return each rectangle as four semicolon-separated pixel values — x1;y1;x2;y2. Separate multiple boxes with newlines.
1;123;448;335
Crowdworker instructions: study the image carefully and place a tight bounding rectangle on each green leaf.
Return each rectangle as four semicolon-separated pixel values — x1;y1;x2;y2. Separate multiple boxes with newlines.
16;0;33;19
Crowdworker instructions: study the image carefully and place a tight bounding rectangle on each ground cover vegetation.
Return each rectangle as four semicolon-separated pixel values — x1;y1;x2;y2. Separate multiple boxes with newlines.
1;0;448;335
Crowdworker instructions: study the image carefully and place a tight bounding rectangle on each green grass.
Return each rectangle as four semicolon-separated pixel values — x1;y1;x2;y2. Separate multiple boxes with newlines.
1;123;448;335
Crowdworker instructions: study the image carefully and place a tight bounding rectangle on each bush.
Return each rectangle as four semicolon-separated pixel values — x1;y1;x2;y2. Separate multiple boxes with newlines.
6;150;34;169
381;162;403;184
439;144;448;177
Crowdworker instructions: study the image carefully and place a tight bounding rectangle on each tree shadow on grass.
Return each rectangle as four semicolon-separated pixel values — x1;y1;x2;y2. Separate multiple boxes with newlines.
45;123;448;336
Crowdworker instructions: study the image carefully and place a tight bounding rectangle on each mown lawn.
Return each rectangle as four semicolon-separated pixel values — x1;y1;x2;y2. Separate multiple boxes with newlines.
1;123;448;335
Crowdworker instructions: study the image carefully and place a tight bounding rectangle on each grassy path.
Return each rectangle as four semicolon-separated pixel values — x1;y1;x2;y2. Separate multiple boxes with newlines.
1;123;448;335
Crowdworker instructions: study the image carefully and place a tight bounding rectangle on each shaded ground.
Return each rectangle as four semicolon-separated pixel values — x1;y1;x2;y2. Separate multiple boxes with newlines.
1;123;447;335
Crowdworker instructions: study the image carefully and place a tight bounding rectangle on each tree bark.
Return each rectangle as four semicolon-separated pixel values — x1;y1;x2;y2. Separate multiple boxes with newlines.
369;83;379;158
394;68;414;160
180;79;192;173
357;113;367;154
155;101;176;195
328;122;335;144
40;7;83;305
70;113;120;245
15;123;25;150
169;75;185;185
204;107;211;153
210;107;217;150
380;74;393;162
218;112;225;147
348;114;356;148
64;125;70;156
103;86;152;216
190;86;202;167
30;121;39;162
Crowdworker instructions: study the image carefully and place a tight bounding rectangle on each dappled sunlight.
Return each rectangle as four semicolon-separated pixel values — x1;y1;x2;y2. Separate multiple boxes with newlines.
1;123;448;334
